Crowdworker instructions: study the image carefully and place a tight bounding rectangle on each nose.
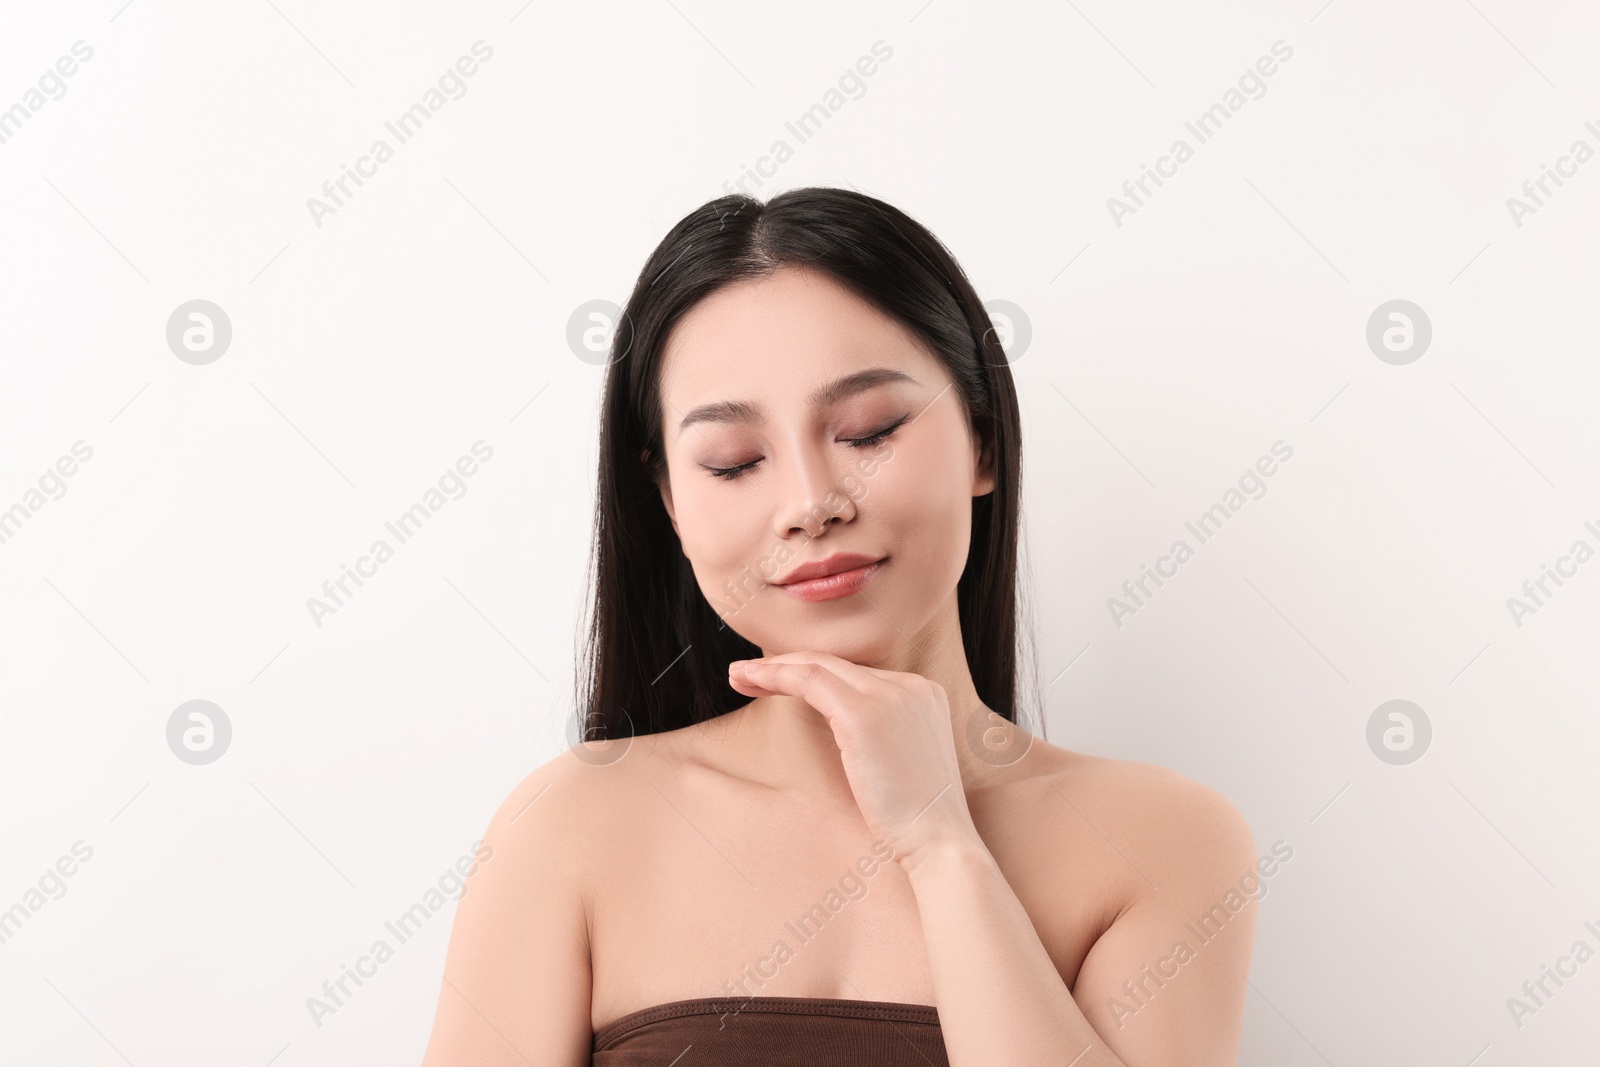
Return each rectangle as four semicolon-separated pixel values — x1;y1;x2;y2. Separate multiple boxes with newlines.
775;446;858;541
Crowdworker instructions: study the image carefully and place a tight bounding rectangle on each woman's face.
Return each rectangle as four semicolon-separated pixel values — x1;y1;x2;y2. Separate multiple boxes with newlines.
654;265;995;666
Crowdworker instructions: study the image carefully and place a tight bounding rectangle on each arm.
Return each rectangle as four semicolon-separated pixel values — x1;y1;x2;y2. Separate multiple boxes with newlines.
904;834;1117;1065
1068;775;1258;1065
905;771;1258;1067
420;755;594;1067
724;655;1258;1065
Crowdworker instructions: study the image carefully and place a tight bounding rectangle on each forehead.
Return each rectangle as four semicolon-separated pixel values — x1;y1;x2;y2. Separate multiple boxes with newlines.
658;266;938;400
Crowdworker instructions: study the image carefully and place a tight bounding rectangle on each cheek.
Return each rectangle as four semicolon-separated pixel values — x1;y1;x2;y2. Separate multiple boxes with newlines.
882;422;973;508
867;449;973;563
669;477;769;575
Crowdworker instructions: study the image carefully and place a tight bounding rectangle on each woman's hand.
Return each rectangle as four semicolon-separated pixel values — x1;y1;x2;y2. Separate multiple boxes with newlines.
727;651;984;868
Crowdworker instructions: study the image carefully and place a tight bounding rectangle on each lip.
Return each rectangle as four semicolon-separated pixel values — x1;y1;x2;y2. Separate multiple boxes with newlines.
771;554;886;602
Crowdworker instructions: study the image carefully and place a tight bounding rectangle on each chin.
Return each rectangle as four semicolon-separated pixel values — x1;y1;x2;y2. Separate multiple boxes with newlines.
748;622;902;665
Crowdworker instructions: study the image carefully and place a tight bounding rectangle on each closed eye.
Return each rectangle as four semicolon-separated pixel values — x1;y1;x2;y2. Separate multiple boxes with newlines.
704;415;907;481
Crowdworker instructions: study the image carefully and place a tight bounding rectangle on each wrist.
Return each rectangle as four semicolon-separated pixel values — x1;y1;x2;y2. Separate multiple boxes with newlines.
897;829;994;882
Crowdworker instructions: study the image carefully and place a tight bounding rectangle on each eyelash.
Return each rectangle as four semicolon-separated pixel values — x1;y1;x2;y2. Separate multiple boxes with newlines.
705;416;907;481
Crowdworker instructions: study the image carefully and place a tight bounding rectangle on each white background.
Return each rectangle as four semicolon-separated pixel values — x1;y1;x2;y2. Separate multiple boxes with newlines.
2;0;1598;1063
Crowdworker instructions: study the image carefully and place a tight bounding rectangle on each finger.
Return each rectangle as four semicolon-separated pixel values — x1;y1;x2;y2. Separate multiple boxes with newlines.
729;660;859;723
726;673;780;698
736;650;882;693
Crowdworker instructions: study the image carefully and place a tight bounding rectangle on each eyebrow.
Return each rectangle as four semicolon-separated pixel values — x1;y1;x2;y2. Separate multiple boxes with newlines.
676;367;918;437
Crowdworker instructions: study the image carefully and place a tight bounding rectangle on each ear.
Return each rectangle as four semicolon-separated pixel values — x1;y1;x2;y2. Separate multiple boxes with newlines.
971;434;997;498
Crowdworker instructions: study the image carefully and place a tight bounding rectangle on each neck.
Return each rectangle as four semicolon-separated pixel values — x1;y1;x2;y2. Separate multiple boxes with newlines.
714;594;1015;802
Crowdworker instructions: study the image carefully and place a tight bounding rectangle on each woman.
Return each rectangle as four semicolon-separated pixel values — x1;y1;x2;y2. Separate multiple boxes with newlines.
421;188;1259;1066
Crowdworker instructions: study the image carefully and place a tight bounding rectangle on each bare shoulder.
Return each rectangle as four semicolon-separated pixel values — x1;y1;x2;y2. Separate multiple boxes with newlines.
421;746;647;1067
1026;742;1258;896
479;740;661;876
1042;750;1263;1062
487;743;621;834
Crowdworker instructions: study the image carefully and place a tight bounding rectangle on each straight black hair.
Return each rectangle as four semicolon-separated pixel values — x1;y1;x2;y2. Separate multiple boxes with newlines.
576;186;1029;743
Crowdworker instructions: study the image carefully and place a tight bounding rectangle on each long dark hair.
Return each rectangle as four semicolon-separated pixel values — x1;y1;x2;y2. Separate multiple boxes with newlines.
576;186;1028;744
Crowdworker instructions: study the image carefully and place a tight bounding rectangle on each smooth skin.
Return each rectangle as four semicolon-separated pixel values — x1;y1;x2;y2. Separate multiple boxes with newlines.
421;266;1258;1066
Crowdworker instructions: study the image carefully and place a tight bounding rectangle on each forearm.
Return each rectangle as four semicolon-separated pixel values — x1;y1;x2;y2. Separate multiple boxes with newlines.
903;836;1128;1067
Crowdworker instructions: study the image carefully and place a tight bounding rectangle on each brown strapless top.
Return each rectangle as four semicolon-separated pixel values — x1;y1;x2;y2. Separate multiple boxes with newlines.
592;996;949;1066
